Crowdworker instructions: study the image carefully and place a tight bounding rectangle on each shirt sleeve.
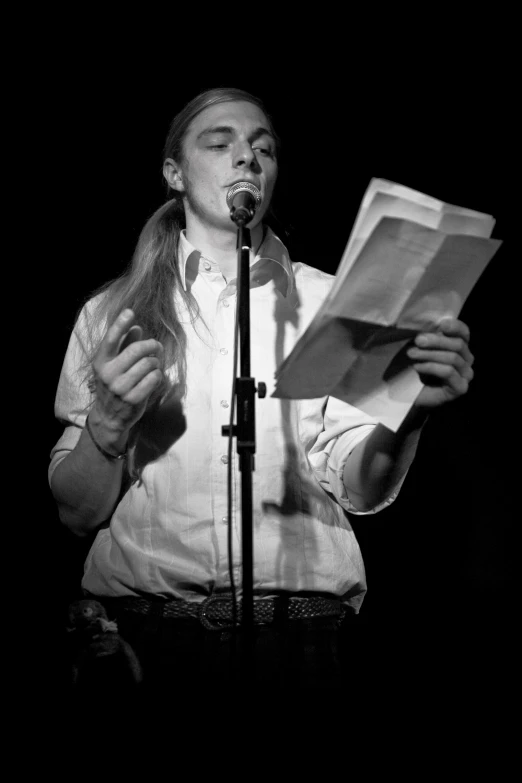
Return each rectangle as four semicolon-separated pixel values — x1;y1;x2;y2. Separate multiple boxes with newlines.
48;300;102;485
305;395;406;515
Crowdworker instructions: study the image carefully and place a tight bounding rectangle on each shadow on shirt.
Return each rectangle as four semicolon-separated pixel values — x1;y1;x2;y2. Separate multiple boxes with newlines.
261;288;328;586
126;381;187;485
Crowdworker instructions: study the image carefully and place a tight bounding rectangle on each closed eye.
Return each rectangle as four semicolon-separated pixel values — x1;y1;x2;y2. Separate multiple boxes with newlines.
253;146;273;156
208;143;275;157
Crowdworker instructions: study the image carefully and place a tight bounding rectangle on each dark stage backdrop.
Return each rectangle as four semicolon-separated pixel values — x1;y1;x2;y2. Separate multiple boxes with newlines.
37;60;514;708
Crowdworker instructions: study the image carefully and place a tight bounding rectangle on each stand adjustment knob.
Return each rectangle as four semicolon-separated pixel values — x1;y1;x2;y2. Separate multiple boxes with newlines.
257;382;267;399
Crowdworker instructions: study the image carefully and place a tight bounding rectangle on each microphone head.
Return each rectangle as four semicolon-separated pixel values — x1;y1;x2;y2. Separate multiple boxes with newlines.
226;181;262;210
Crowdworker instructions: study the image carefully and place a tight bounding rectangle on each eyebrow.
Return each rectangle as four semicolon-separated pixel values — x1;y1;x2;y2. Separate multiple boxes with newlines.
196;125;275;143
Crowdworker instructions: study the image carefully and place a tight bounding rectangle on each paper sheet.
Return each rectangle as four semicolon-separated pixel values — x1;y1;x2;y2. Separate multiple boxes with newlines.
272;179;503;431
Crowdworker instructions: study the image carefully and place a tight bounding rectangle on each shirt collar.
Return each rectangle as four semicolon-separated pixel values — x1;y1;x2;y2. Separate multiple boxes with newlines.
178;227;295;298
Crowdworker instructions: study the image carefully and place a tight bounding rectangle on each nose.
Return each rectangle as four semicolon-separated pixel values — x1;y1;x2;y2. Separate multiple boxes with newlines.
233;141;260;171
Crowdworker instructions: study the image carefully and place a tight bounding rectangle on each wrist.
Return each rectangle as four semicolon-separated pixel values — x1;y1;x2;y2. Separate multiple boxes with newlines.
399;405;430;435
86;408;130;457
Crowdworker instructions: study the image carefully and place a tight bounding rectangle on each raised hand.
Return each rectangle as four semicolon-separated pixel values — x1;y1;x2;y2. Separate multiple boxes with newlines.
91;309;164;437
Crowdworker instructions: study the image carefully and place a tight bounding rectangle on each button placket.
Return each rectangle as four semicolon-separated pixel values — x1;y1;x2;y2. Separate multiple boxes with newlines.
214;296;235;415
212;286;238;541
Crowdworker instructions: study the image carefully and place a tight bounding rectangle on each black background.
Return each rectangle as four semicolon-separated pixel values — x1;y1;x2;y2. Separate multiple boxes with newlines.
30;27;515;725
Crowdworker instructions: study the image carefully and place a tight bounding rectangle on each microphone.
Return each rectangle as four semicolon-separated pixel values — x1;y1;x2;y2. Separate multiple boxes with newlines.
226;181;262;226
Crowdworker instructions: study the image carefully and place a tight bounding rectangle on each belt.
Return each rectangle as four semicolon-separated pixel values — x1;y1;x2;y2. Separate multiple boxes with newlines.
101;594;345;631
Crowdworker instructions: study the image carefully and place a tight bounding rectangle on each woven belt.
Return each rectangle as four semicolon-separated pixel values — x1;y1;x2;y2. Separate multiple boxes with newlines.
107;594;344;631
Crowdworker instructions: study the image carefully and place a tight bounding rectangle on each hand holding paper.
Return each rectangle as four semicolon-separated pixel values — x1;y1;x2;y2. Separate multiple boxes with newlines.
272;178;502;430
406;317;474;409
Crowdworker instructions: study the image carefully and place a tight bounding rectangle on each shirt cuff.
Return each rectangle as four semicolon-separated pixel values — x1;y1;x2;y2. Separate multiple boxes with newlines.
48;424;83;486
326;427;406;515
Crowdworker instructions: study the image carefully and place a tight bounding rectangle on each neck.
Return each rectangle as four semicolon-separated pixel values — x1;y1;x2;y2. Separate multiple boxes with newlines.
184;218;265;281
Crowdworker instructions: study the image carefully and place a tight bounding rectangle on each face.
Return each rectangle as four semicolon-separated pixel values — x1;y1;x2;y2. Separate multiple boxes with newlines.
164;100;278;232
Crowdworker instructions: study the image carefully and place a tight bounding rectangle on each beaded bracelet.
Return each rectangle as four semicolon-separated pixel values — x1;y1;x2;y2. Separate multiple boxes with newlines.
85;415;127;462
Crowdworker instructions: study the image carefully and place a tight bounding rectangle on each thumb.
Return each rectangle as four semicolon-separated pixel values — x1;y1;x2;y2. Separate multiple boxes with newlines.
117;324;144;354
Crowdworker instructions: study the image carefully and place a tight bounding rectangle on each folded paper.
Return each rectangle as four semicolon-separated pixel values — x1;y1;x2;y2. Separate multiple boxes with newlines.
273;179;503;431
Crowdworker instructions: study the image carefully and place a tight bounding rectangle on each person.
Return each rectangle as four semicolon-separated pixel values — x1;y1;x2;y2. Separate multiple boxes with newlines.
49;87;474;709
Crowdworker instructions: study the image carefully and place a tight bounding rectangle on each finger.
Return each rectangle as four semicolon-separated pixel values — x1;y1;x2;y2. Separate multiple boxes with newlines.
436;318;471;343
413;361;473;391
407;347;469;373
117;325;143;355
101;310;136;359
415;333;474;366
112;338;164;375
110;356;162;396
121;369;163;406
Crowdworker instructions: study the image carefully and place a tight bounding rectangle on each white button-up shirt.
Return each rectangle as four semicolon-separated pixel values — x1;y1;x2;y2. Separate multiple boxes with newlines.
50;229;402;612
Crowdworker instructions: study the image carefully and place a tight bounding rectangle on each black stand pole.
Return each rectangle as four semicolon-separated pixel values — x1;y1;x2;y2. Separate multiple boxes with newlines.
222;219;266;688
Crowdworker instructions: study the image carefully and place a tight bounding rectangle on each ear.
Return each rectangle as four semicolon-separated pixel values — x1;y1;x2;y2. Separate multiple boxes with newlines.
163;158;185;193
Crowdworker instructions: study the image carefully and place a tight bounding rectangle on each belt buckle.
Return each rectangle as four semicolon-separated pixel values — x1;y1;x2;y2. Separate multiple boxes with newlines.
198;594;236;631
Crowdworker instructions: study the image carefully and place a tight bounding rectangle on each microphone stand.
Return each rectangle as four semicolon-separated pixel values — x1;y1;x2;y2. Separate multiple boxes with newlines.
222;214;266;690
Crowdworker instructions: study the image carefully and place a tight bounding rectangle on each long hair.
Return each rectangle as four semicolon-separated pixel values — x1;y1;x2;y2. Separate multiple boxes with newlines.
82;86;280;391
80;87;280;479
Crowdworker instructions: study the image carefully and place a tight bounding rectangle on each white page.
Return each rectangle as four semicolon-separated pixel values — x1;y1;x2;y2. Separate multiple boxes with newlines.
328;181;495;305
273;210;502;430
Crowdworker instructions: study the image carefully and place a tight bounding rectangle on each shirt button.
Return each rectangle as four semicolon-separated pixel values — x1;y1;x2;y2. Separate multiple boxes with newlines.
221;455;229;464
203;262;211;271
220;348;228;355
220;400;229;408
223;300;230;308
222;516;229;524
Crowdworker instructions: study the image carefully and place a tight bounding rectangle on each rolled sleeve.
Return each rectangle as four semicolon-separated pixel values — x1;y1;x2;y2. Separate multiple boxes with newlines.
49;300;102;485
325;426;406;514
48;425;84;485
306;396;405;515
